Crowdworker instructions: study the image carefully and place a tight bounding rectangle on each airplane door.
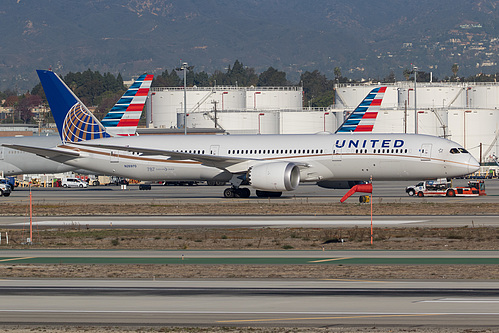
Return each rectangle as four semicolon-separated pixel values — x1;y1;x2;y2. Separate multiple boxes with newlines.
210;145;220;156
420;144;432;161
110;151;119;163
332;148;342;161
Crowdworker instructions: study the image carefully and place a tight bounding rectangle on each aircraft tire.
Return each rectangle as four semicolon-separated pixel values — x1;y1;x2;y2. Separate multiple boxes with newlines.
255;190;282;198
238;188;251;198
224;188;235;198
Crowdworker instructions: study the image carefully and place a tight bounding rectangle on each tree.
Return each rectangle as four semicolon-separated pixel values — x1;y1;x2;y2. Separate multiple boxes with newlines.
403;68;412;81
383;71;396;83
257;67;288;86
300;70;334;107
451;63;459;78
334;67;342;81
15;93;42;123
226;60;258;86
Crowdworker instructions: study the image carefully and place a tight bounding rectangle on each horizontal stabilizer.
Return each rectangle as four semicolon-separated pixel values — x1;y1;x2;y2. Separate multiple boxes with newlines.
2;144;80;162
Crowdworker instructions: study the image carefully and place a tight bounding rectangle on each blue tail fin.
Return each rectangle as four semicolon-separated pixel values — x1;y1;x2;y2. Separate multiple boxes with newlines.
335;86;387;133
36;70;111;143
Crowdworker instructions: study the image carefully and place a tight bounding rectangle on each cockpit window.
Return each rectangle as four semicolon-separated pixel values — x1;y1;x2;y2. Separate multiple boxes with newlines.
450;148;460;154
458;148;469;154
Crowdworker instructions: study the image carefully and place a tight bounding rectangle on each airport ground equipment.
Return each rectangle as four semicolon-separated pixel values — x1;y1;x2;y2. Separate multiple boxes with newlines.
406;179;486;197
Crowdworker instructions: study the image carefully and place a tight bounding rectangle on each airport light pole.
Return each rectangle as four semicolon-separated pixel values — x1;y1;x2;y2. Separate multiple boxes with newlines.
176;62;194;135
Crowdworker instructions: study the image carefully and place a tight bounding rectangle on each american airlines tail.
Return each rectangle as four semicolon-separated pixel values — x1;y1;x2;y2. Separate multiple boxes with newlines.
101;74;154;136
335;86;386;133
36;70;152;142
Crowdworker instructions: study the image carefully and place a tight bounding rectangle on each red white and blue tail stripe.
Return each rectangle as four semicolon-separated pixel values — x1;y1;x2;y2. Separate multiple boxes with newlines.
335;86;386;133
101;74;154;136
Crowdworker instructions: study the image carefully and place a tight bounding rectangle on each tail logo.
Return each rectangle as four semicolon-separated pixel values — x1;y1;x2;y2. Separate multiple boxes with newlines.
63;103;110;143
336;86;387;133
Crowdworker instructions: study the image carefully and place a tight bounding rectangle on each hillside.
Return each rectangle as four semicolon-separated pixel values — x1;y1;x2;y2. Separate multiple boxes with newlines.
1;0;498;91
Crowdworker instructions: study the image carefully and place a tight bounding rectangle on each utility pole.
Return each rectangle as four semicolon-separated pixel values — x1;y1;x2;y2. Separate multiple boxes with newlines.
413;65;418;134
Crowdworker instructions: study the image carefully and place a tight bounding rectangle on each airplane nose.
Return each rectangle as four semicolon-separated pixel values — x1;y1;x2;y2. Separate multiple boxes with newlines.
468;155;480;174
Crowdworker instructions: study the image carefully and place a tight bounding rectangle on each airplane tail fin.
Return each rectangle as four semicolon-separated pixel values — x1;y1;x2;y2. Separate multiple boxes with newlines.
101;74;154;136
335;86;387;133
36;70;111;143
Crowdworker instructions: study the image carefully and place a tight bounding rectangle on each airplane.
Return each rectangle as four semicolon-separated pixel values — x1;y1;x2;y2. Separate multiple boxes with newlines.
4;70;480;198
0;74;153;177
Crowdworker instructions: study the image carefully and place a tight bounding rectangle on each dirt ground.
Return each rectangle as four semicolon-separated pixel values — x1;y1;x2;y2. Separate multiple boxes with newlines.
1;202;499;331
0;327;497;333
1;223;499;280
1;201;499;216
1;201;499;281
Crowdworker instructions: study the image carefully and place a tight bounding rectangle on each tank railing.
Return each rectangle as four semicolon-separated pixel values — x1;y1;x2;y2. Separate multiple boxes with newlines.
176;107;338;114
336;81;499;89
151;86;302;92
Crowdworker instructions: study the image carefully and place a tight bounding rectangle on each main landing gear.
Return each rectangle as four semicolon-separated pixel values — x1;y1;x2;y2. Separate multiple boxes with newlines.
224;187;251;198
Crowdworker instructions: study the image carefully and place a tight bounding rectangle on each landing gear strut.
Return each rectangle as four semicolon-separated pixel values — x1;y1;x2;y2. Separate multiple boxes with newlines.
224;187;251;198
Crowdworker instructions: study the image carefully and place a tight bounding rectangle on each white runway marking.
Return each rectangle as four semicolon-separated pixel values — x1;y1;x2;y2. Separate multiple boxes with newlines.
5;219;426;227
0;310;498;315
421;298;499;303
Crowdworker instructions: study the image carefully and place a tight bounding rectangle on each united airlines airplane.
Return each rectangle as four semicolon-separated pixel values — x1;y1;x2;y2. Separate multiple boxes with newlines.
0;73;153;176
4;70;480;198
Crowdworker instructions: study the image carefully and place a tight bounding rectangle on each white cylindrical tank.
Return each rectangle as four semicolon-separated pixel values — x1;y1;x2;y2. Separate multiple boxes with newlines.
398;86;467;109
147;91;178;128
335;86;398;109
468;86;499;109
280;111;337;134
218;90;246;111
245;88;302;110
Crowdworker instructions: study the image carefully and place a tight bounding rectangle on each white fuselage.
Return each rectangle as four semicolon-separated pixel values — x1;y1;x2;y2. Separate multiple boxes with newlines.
0;136;75;176
55;133;479;185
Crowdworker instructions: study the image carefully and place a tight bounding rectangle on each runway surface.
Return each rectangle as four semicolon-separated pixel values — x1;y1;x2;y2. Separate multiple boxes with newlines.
1;214;498;228
0;279;498;327
3;179;499;204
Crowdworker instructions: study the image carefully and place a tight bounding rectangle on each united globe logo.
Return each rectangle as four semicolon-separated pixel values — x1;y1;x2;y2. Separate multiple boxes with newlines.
62;103;109;143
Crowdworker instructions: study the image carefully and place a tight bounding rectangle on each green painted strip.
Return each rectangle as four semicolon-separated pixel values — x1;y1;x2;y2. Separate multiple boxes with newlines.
0;257;498;265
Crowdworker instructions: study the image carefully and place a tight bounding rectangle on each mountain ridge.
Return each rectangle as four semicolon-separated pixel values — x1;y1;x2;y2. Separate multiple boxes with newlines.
1;0;498;91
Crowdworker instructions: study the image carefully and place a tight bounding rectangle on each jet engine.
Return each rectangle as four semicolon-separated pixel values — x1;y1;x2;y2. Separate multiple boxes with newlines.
247;162;300;192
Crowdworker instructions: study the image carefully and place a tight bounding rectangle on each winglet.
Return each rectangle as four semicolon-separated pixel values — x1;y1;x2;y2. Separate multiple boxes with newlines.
101;74;154;136
36;70;111;143
335;86;387;133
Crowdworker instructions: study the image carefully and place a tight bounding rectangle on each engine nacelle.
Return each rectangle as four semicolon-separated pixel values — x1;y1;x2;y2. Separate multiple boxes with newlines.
248;162;300;192
316;180;367;189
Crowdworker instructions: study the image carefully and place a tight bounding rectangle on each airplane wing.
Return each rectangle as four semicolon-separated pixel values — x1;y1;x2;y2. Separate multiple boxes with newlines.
2;144;80;163
75;142;310;173
75;142;260;171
